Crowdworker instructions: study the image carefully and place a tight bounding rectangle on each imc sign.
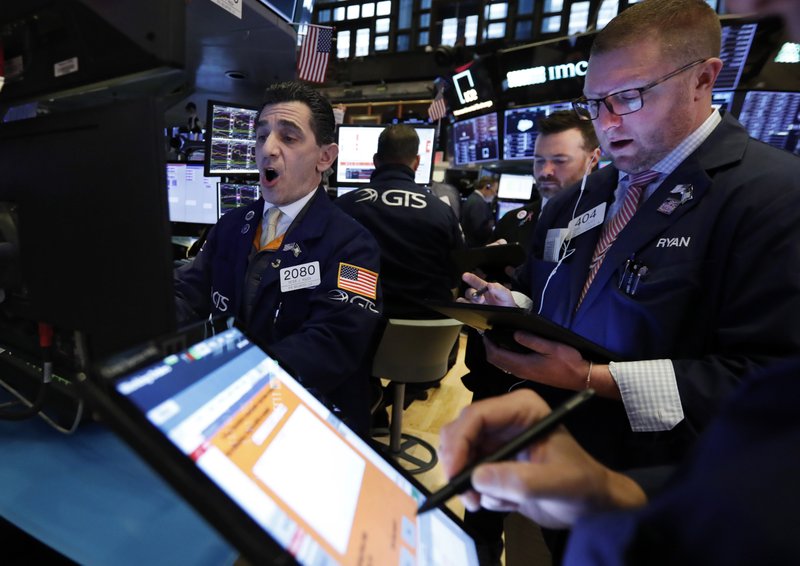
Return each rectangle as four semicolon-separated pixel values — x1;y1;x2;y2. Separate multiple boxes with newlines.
506;60;589;88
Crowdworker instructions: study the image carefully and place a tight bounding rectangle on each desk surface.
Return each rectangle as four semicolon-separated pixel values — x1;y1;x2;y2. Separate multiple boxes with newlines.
0;413;238;565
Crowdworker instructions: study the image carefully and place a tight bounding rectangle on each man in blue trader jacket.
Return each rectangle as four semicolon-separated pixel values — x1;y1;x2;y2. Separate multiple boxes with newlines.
464;0;800;473
175;82;382;434
335;123;465;318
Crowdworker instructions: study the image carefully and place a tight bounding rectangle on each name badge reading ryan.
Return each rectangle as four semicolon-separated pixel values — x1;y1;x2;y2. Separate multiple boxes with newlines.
280;261;321;292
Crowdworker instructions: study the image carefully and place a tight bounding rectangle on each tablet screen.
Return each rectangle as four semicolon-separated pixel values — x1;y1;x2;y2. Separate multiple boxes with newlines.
112;327;478;565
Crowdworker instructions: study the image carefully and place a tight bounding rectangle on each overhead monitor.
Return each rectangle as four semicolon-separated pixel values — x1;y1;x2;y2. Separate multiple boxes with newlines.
712;90;735;112
452;112;500;166
497;173;534;201
335;124;436;185
737;90;800;155
503;101;574;160
717;21;758;90
166;162;220;225
219;182;261;218
205;100;260;176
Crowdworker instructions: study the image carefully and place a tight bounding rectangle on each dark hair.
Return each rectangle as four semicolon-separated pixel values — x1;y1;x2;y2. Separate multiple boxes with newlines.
537;110;599;150
376;124;420;165
260;81;336;145
592;0;721;65
476;176;497;192
185;102;197;112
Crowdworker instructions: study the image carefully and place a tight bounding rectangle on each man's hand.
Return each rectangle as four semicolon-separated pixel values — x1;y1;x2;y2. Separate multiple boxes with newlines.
438;390;647;528
460;272;517;306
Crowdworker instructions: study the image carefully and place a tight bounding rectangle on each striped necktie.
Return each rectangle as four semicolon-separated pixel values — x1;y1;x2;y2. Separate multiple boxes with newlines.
577;169;660;307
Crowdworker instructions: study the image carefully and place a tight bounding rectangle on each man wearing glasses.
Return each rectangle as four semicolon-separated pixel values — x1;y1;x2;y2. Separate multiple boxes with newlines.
463;0;800;480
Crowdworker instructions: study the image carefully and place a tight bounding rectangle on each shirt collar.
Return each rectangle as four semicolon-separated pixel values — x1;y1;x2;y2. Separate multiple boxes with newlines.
264;187;316;222
649;109;722;177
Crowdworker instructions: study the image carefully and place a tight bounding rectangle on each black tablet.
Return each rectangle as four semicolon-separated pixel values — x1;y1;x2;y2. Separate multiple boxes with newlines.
78;326;478;565
423;300;621;363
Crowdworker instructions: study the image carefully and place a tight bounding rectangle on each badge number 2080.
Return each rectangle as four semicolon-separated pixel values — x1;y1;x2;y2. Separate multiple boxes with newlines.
280;261;321;292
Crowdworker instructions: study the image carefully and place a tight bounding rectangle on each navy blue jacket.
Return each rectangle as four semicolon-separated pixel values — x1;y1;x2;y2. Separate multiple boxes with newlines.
174;187;383;433
335;164;465;318
518;112;800;468
461;191;495;247
565;358;800;566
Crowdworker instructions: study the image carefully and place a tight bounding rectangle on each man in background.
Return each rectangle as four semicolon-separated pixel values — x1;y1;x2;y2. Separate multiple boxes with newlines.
336;124;464;318
494;110;601;251
461;176;498;247
175;81;383;434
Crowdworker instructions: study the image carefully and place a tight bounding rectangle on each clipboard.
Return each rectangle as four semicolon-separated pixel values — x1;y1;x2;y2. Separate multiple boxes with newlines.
423;299;621;363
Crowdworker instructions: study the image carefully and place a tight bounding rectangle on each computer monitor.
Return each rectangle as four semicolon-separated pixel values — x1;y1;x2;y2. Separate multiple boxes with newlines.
205;100;260;177
496;199;524;223
166;162;220;225
717;21;758;91
0;98;176;366
503;101;574;161
219;183;261;218
497;173;534;201
737;90;800;154
335;124;436;185
452;112;500;166
336;186;359;197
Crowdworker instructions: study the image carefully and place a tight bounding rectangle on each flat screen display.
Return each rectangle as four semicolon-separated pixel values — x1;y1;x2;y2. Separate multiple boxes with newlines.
167;162;220;224
452;113;500;166
219;182;261;218
496;199;523;222
206;100;260;176
497;173;534;200
503;101;574;160
718;22;758;90
104;327;479;565
737;90;800;154
335;124;436;185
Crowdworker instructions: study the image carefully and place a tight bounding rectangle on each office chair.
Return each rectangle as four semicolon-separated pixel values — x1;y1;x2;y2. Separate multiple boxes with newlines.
371;318;463;474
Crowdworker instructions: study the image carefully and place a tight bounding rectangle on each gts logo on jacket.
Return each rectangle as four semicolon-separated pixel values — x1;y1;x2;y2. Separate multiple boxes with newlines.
212;290;230;311
354;188;427;209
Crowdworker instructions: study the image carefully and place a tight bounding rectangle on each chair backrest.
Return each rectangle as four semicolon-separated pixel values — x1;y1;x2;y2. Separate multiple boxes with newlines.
372;318;463;384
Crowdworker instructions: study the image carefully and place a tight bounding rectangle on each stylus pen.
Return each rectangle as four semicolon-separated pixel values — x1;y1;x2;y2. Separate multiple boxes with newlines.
417;388;595;515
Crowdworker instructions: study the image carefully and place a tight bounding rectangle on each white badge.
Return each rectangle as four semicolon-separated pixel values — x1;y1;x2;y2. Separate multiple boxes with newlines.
544;228;570;262
567;203;606;239
279;261;321;292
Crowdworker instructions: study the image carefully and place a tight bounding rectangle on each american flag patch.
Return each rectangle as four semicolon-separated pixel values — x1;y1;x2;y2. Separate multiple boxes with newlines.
337;263;378;299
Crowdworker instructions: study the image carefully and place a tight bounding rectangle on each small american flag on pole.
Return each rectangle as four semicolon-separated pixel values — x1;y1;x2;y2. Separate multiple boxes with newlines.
338;263;378;299
297;24;333;84
427;92;448;122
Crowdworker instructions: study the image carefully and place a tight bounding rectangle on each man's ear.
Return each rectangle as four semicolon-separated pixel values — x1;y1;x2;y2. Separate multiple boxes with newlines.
694;58;723;99
411;155;421;171
317;142;339;173
589;147;601;169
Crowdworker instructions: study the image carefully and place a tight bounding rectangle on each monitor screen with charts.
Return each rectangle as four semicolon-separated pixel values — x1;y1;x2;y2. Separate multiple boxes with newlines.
218;182;261;218
82;327;478;566
452;112;500;166
206;100;260;176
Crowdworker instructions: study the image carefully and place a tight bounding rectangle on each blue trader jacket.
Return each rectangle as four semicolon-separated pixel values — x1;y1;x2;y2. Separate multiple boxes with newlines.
517;112;800;469
335;163;465;318
174;187;383;433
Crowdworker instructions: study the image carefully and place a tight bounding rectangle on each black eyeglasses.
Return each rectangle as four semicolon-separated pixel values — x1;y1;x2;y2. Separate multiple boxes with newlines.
572;58;708;121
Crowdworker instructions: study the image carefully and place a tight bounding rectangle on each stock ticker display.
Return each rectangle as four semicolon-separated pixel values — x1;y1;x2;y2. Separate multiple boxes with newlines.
503;101;574;160
208;104;259;175
453;113;500;166
219;183;261;218
738;91;800;154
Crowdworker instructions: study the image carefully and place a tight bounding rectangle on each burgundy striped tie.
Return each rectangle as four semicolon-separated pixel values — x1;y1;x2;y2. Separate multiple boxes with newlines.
577;169;660;307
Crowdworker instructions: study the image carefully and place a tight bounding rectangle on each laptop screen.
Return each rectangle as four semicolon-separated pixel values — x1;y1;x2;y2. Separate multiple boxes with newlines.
108;327;478;566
